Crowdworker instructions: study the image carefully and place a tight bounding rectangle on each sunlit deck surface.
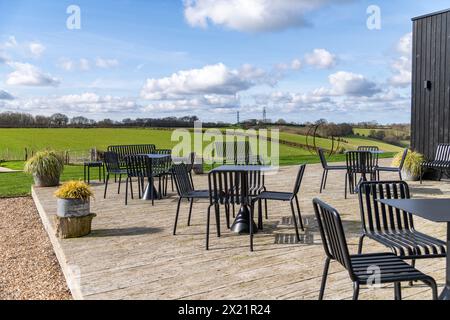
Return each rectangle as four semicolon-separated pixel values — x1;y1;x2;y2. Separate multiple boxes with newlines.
33;159;449;300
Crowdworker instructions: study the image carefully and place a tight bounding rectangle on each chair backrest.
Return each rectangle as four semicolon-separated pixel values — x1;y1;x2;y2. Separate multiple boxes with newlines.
292;165;307;195
358;181;413;233
125;155;151;178
208;170;242;205
246;169;265;196
313;199;356;280
398;148;409;170
434;144;450;161
152;155;172;176
172;164;194;196
103;152;121;173
346;151;375;174
318;149;328;169
107;144;156;167
357;146;379;152
214;141;257;165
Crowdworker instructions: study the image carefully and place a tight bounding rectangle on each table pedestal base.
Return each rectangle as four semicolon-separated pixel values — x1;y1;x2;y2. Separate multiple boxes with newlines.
231;205;258;235
142;184;158;201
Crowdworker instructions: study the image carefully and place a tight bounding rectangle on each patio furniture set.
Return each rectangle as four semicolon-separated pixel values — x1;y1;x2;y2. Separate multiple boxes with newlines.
83;143;450;300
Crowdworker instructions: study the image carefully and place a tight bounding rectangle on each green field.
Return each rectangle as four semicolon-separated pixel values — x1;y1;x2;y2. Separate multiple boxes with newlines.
0;128;402;198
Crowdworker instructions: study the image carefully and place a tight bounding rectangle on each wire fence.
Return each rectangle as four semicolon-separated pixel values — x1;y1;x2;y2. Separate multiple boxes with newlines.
0;148;99;165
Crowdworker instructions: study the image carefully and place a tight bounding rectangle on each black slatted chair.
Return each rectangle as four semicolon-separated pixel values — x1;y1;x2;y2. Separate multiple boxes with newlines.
103;151;128;199
345;151;376;199
107;144;156;169
420;143;450;184
124;155;152;205
377;148;408;180
313;198;438;300
172;164;210;235
318;148;346;193
357;146;380;172
358;181;446;262
251;165;306;242
155;149;173;196
207;170;241;250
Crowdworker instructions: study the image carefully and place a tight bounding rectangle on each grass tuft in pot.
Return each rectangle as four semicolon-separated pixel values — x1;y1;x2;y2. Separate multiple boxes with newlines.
392;149;424;180
24;150;64;187
55;180;94;201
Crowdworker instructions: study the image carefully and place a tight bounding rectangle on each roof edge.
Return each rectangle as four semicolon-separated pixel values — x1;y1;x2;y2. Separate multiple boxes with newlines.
412;8;450;21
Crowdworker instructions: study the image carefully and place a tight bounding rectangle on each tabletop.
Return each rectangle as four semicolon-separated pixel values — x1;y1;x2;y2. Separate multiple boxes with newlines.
139;154;172;159
211;165;277;173
377;198;450;223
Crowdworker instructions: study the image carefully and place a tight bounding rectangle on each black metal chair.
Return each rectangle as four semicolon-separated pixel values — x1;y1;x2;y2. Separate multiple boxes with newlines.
251;165;306;242
124;155;152;205
358;181;446;263
313;198;438;300
345;151;376;199
318;148;346;193
172;164;210;235
420;143;450;184
376;148;408;180
155;149;173;196
103;152;128;199
206;170;240;250
107;144;156;168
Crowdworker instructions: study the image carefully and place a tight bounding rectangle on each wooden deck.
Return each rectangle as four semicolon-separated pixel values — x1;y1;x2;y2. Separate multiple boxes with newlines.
32;159;449;300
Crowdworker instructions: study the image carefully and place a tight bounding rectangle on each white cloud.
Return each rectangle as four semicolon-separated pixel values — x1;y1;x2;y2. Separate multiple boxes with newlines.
184;0;345;32
96;58;119;69
143;94;239;113
389;33;412;88
58;58;91;72
4;36;17;48
58;58;75;71
327;71;380;96
80;58;90;71
0;90;15;100
6;62;60;87
141;63;262;100
304;48;336;69
29;42;45;58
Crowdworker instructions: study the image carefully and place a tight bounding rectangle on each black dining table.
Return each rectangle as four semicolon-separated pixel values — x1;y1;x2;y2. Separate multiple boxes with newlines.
138;153;171;201
378;198;450;300
211;165;276;234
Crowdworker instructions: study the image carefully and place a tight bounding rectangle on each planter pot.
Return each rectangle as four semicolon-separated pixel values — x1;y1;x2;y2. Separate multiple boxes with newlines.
33;174;60;187
401;169;419;181
57;198;90;218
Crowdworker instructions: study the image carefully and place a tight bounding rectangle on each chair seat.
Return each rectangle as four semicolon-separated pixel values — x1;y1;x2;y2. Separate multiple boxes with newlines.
423;160;450;169
350;253;433;284
376;166;399;172
183;190;209;199
325;165;347;170
366;230;446;258
253;191;293;201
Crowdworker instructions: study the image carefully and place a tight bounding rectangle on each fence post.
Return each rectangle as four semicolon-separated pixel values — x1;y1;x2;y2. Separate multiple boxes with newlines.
25;148;28;161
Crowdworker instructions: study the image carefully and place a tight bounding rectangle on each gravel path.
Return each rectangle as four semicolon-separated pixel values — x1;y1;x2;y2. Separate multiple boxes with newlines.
0;197;71;300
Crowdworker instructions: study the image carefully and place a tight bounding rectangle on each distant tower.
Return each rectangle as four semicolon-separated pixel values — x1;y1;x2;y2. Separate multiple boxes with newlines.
263;107;267;123
237;111;240;124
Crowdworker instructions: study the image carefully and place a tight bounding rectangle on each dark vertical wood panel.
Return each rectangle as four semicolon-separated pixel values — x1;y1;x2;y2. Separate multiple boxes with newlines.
411;20;418;150
431;15;438;155
446;13;450;145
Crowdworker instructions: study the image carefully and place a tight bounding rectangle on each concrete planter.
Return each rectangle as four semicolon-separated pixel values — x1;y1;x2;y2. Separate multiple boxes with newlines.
57;198;90;218
33;174;60;188
54;214;96;239
401;169;419;181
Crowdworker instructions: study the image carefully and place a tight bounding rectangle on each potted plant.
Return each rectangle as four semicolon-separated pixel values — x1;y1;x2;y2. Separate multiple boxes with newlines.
54;181;96;238
24;151;64;187
392;149;424;181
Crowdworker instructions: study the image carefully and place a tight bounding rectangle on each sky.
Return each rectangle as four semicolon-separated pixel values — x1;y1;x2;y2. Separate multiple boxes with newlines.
0;0;449;124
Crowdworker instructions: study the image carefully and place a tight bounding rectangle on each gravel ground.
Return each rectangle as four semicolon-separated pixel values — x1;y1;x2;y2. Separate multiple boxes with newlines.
0;197;71;300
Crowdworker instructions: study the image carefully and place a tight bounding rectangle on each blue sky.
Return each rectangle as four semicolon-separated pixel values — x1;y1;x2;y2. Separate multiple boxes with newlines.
0;0;449;124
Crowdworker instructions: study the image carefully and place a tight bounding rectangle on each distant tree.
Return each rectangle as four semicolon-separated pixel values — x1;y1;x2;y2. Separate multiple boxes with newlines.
50;113;69;127
70;116;90;126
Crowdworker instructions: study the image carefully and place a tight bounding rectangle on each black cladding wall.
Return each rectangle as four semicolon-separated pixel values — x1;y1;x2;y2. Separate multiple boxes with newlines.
411;9;450;159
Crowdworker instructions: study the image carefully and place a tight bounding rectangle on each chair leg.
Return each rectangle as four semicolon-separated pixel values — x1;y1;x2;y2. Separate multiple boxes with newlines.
320;170;326;193
215;203;221;237
357;234;365;254
422;278;438;300
206;205;212;250
399;170;403;181
249;202;254;252
187;198;194;226
394;282;402;300
409;259;416;286
173;197;182;235
295;195;304;231
103;174;109;199
125;177;129;205
345;173;348;199
258;199;263;230
118;174;122;194
264;199;268;220
352;282;360;300
319;258;330;300
420;167;423;184
224;203;230;229
290;200;300;242
324;170;329;189
130;178;134;200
